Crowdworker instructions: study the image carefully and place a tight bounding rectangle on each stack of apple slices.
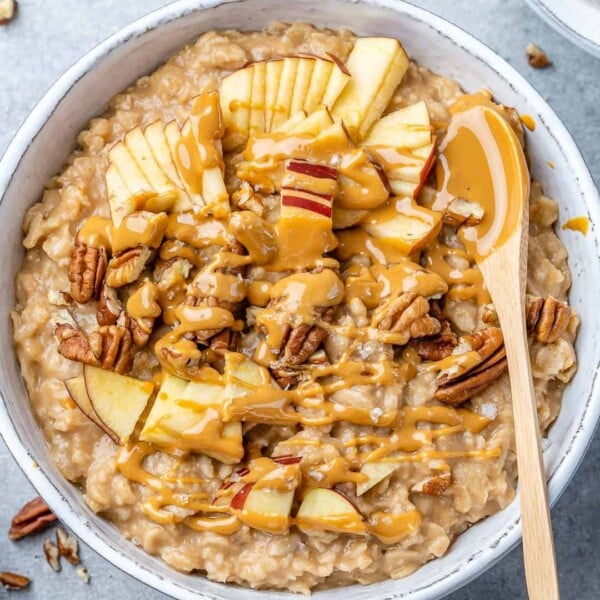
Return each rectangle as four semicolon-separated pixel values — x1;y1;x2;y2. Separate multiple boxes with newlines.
106;92;229;226
220;55;351;150
363;100;437;199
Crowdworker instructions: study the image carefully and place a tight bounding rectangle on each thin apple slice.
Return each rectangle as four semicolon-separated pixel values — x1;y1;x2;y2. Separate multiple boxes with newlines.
332;37;409;141
290;57;316;116
272;110;308;134
361;196;442;255
201;166;229;216
270;57;300;131
356;462;398;495
249;61;266;135
301;121;351;156
84;365;154;444
296;488;366;535
106;163;137;227
336;149;390;210
64;376;114;438
303;59;334;113
265;59;285;132
224;352;272;401
288;106;334;136
231;484;295;534
321;56;351;108
363;100;432;149
220;65;254;150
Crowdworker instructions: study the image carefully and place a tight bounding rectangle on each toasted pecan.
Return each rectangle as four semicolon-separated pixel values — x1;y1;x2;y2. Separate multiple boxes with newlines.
435;327;507;406
231;181;265;216
88;325;133;374
69;240;107;303
412;472;452;495
44;539;61;572
527;295;572;343
0;572;30;590
378;292;441;340
282;306;334;366
55;324;100;368
96;285;122;326
9;497;57;541
56;528;80;565
443;197;484;227
105;246;152;288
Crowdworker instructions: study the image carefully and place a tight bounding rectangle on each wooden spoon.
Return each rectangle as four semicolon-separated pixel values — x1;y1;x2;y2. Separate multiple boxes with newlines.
439;106;559;599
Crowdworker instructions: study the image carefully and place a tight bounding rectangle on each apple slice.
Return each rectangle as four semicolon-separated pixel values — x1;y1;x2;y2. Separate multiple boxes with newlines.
356;462;398;495
302;120;351;156
303;58;334;113
361;196;442;255
224;352;272;401
331;37;409;141
265;59;285;132
321;56;351;108
272;110;308;134
296;488;366;535
106;164;137;227
270;57;300;131
64;376;114;438
220;65;254;150
290;57;316;116
83;365;154;444
336;149;390;210
230;483;295;534
332;206;369;230
249;60;266;135
288;106;334;136
363;101;432;149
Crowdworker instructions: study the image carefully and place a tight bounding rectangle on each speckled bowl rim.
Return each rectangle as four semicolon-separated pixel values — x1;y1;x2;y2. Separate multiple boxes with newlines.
1;1;599;599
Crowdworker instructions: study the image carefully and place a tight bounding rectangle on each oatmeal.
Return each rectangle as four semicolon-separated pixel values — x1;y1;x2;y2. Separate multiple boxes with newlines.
11;23;577;593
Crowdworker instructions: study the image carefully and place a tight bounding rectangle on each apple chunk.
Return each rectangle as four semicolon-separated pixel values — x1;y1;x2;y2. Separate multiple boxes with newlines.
230;484;295;534
356;462;398;495
83;365;154;444
64;376;115;439
332;37;409;141
296;488;366;535
361;196;442;255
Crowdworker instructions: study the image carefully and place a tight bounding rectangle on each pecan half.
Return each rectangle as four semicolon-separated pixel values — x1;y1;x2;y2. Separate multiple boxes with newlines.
270;365;305;389
209;329;238;353
97;285;122;326
0;0;17;26
526;296;572;343
56;528;80;565
105;246;153;288
378;293;441;340
0;572;30;590
412;320;457;361
411;472;452;495
435;327;507;406
9;497;57;541
69;240;107;303
88;325;133;374
44;539;61;572
282;306;334;366
526;42;551;68
55;323;100;367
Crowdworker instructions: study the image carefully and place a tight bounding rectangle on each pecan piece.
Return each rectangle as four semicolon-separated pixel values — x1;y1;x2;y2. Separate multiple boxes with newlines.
55;323;100;367
412;322;457;361
0;0;17;26
526;295;572;343
105;246;153;288
9;497;57;541
378;292;441;340
232;181;265;216
443;197;484;227
44;539;61;572
270;365;305;389
526;42;551;68
69;240;107;303
97;285;122;326
89;325;133;374
412;472;452;495
209;329;238;353
0;572;30;590
435;327;507;406
282;306;334;366
56;528;80;565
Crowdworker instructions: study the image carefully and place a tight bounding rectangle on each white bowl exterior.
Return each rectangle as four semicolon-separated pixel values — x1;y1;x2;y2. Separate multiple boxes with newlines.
1;1;599;599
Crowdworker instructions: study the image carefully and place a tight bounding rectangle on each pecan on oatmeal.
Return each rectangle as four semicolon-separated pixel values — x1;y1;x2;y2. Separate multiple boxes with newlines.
105;246;153;288
377;292;441;340
55;324;101;368
435;327;507;405
9;497;57;541
88;325;133;374
526;295;572;343
68;239;107;303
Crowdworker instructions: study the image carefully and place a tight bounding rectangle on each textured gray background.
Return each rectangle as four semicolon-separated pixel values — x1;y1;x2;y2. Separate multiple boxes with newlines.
1;0;599;598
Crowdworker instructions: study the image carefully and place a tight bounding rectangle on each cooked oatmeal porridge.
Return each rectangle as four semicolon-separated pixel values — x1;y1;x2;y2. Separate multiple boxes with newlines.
11;22;578;593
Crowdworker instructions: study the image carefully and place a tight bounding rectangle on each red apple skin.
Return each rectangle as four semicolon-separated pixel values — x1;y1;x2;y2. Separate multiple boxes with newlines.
282;194;333;218
272;455;303;465
372;159;391;193
325;52;351;76
419;139;437;185
331;487;362;513
230;483;254;510
235;467;250;477
286;160;338;180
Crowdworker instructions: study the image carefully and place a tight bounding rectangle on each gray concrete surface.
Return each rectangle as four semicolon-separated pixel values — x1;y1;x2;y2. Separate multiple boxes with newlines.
1;0;599;598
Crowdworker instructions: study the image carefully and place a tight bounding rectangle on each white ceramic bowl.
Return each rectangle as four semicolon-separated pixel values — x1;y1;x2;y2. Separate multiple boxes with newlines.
1;1;599;599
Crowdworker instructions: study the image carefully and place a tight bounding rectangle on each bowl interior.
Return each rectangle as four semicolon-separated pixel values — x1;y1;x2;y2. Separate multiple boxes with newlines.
1;1;599;599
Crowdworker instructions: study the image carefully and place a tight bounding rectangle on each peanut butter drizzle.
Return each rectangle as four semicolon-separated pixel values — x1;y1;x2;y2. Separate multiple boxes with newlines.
165;213;228;249
562;216;589;235
435;101;530;261
127;281;161;324
174;92;224;197
423;240;491;305
368;509;422;544
336;228;409;265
